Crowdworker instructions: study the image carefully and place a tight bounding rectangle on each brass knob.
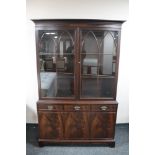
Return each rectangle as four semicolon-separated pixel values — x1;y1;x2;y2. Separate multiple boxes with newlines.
48;105;53;110
74;106;80;110
100;106;107;111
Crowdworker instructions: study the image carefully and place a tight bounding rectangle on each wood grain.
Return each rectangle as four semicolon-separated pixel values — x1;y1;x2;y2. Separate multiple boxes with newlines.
38;111;63;139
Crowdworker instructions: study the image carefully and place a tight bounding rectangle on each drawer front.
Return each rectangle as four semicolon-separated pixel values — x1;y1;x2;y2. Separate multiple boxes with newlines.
64;105;90;111
91;104;117;112
38;104;63;111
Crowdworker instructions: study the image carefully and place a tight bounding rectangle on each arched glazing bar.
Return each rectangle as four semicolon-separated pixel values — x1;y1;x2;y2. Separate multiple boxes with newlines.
99;31;118;49
40;32;57;45
39;32;57;53
82;31;100;52
58;30;74;46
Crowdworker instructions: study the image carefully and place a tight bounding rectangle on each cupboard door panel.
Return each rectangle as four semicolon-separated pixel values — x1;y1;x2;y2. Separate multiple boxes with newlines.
63;112;89;139
38;30;76;98
80;30;118;99
90;112;116;139
38;111;63;139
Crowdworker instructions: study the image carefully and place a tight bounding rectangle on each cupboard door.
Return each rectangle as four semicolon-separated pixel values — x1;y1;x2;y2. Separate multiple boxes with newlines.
90;112;116;139
80;30;118;99
63;112;89;139
38;111;63;139
38;29;76;98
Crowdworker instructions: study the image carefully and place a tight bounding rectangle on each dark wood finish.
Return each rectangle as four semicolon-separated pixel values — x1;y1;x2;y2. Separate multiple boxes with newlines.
90;112;116;139
63;112;89;139
91;104;117;112
38;111;63;139
38;138;116;147
33;19;124;146
38;104;63;111
38;139;115;147
114;31;121;99
37;101;118;142
37;100;118;105
64;105;90;111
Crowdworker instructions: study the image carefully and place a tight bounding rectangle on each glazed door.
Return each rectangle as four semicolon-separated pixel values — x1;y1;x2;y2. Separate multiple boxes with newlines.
37;27;120;99
79;29;119;99
37;29;76;98
38;111;63;139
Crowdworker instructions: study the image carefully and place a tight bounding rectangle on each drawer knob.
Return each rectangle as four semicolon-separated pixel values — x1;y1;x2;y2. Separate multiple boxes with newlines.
100;106;108;111
74;106;80;110
48;105;53;110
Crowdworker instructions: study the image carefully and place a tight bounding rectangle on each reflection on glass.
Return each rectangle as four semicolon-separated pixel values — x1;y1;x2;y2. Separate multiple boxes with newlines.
81;78;98;97
82;31;99;53
82;56;98;75
57;74;74;97
39;30;75;97
100;54;113;75
81;30;117;76
81;30;118;98
81;31;99;75
40;72;57;97
99;78;114;97
100;31;116;75
81;78;114;98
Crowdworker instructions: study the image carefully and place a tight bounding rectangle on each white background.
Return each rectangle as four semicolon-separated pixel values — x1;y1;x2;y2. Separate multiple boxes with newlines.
26;0;129;124
0;0;155;155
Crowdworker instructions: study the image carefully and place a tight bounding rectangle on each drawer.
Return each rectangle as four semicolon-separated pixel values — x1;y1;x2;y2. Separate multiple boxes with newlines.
64;105;90;111
91;104;117;112
38;104;63;111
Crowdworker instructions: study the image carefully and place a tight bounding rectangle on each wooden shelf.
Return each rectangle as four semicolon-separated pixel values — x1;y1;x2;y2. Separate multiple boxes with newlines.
81;53;116;55
81;74;115;78
40;52;74;56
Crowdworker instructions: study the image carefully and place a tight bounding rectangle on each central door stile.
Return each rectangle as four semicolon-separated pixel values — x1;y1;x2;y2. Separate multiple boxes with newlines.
75;27;81;100
74;28;78;100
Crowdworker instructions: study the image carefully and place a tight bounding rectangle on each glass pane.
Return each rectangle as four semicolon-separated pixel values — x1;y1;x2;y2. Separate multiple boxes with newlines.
56;74;74;97
82;55;98;75
80;30;118;98
99;31;117;76
81;31;99;76
39;30;75;98
81;78;98;97
99;78;114;97
99;54;113;75
81;78;114;98
82;31;99;54
81;31;99;98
